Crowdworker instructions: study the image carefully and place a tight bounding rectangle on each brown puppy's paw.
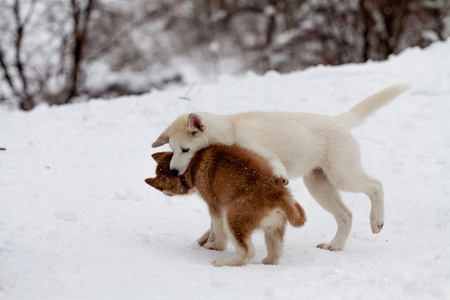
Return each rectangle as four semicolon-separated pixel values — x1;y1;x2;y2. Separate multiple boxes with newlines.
317;243;343;251
204;241;227;251
197;229;211;246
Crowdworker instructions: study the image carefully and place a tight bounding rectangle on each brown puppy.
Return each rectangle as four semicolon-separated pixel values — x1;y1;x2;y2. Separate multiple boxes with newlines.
145;144;306;267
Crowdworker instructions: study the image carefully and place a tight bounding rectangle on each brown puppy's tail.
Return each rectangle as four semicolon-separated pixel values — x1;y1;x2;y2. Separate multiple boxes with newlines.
281;198;307;227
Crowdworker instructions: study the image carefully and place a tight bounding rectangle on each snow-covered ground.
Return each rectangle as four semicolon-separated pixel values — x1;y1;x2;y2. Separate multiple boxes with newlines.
1;40;450;300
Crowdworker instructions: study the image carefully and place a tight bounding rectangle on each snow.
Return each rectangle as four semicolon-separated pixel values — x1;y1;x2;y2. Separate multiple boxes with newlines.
1;40;450;300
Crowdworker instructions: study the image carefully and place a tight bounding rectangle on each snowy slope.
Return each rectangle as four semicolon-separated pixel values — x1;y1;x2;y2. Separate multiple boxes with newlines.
1;40;450;300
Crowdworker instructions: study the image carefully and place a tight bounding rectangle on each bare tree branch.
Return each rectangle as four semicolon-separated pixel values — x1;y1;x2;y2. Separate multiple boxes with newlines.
23;0;37;25
13;0;34;110
0;46;18;96
65;0;94;104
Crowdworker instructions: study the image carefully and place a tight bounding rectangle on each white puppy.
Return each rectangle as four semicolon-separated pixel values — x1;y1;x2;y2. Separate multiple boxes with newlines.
152;85;410;250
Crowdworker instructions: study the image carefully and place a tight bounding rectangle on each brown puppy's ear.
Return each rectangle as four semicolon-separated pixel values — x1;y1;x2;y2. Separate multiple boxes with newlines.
152;152;168;163
145;178;154;186
152;131;169;148
145;178;163;191
188;113;206;133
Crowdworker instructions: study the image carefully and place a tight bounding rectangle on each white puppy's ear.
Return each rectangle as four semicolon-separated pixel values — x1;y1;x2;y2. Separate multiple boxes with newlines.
188;113;206;133
152;131;169;148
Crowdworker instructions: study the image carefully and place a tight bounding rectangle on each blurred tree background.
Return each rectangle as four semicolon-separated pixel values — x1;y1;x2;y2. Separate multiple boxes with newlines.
0;0;449;110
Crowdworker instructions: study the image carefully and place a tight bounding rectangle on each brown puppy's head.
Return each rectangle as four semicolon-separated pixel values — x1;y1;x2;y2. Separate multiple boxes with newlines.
145;152;191;196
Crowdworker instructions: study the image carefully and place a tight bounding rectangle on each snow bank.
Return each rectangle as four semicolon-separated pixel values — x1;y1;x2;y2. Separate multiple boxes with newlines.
1;40;450;300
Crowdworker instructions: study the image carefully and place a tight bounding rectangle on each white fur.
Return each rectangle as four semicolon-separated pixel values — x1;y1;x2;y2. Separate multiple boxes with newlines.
202;215;228;251
153;85;410;250
260;209;286;265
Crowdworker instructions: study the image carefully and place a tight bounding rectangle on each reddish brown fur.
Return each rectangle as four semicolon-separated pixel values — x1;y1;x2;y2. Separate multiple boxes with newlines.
145;144;306;266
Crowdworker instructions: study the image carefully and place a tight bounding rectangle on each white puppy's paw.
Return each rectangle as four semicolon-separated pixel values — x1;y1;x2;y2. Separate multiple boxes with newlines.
272;169;289;185
275;176;289;185
370;218;384;234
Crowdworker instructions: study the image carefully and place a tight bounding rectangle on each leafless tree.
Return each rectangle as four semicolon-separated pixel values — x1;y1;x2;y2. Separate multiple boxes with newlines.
62;0;94;103
0;0;449;110
0;0;37;110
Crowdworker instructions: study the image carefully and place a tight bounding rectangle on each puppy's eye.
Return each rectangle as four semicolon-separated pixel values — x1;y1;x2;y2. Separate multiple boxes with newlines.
182;148;190;153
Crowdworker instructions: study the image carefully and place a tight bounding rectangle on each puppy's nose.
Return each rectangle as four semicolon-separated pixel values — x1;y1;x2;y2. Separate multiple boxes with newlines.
170;169;179;176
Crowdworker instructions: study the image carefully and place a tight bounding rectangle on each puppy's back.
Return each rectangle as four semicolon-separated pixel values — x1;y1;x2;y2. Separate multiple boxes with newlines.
197;144;274;178
192;144;283;198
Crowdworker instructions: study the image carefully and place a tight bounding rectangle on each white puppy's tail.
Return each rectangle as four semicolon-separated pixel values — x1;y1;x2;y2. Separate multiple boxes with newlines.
337;84;411;128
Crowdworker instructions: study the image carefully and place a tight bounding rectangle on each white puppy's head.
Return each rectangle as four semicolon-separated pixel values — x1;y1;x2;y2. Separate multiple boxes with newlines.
152;113;210;176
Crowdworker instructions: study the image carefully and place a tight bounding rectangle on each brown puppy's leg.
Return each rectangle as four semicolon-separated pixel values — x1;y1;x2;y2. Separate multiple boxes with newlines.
203;215;228;251
211;202;255;267
197;225;212;247
262;221;286;265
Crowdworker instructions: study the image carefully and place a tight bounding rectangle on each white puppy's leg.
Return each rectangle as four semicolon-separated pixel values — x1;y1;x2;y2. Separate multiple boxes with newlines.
304;168;352;251
239;141;289;183
325;154;384;234
365;179;384;233
329;169;384;234
204;215;228;251
326;135;385;234
267;156;289;184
